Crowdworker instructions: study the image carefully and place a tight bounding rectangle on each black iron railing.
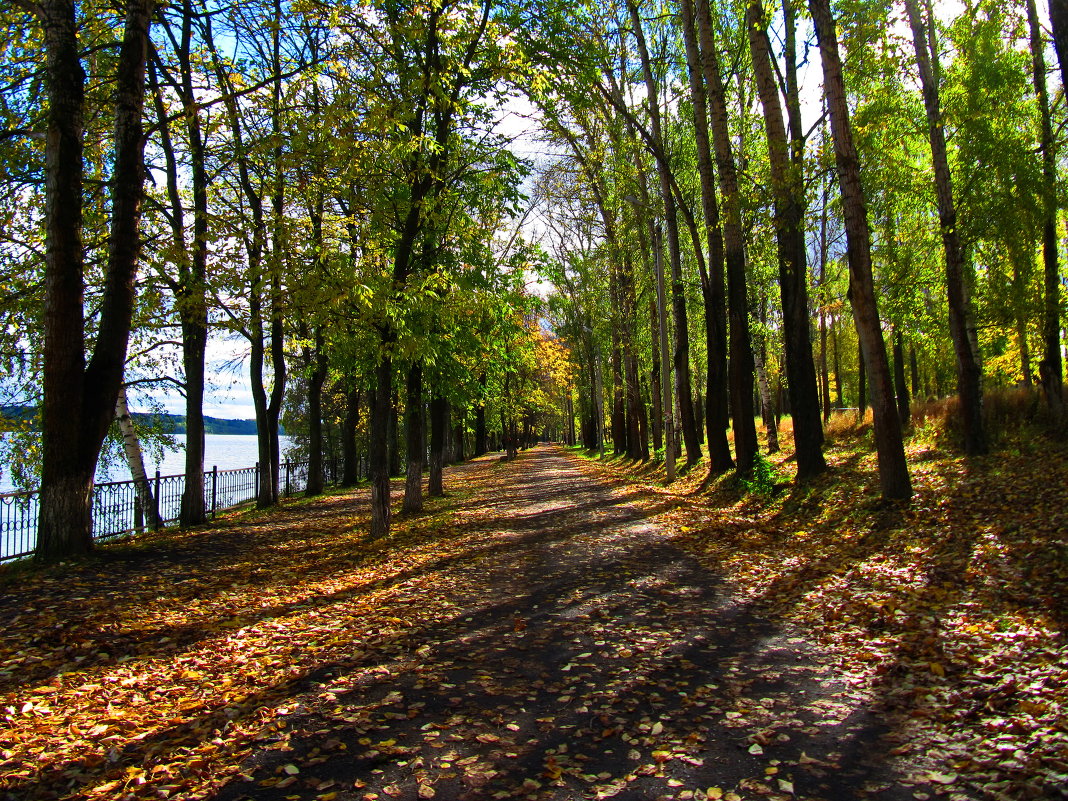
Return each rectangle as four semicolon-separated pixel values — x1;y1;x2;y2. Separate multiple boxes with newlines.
0;453;369;562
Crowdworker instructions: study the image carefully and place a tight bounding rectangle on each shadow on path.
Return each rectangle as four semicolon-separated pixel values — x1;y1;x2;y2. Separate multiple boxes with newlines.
205;447;926;801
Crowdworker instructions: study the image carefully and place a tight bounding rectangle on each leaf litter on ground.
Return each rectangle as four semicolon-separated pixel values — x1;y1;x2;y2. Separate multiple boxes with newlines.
0;433;1065;801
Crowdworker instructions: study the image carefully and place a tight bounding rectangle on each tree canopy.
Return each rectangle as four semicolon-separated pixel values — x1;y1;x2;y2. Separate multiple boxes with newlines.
0;0;1065;552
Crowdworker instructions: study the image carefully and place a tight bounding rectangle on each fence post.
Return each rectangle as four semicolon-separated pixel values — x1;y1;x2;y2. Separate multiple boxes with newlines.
254;462;260;504
285;461;291;497
211;465;218;519
153;470;162;530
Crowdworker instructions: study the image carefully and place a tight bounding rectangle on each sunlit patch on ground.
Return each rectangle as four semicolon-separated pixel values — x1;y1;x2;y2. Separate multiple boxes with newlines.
1;442;1065;800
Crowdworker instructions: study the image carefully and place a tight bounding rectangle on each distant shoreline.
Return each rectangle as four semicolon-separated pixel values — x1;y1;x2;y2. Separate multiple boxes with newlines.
0;406;284;437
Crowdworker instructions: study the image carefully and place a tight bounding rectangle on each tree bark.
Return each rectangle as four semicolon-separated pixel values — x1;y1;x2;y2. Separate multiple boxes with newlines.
305;327;327;497
175;0;208;526
115;385;159;530
904;0;987;454
695;0;758;476
369;361;394;539
649;296;663;454
679;0;732;471
1049;0;1068;95
37;0;154;559
858;342;867;418
747;0;826;479
818;180;832;423
811;0;913;498
628;0;700;469
474;403;487;455
610;266;627;454
429;395;447;496
754;344;780;454
833;318;843;409
453;419;465;462
1028;0;1064;417
403;362;424;513
341;383;361;486
621;258;648;460
893;329;911;426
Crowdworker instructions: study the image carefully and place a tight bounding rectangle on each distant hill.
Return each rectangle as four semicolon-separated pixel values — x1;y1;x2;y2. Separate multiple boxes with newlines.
0;406;278;436
147;413;266;436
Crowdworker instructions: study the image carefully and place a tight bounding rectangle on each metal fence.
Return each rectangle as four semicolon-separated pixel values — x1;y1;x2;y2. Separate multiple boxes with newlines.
0;454;369;563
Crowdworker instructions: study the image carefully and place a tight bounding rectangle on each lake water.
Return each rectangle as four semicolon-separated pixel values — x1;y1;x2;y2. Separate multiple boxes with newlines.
0;434;295;494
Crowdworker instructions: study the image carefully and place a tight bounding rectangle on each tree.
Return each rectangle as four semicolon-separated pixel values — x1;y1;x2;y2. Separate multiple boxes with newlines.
809;0;911;499
693;0;759;476
678;0;732;472
903;0;987;454
1026;0;1063;417
34;0;155;559
626;0;702;470
746;0;826;480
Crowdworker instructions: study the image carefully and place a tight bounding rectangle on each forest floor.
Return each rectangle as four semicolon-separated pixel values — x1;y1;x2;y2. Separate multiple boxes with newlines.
0;431;1066;801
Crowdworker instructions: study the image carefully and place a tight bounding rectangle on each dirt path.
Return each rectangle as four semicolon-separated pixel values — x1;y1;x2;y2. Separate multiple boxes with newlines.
206;446;930;801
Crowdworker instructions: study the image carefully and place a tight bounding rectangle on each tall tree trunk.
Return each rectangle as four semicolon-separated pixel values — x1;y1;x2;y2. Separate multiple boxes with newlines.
369;362;393;539
610;267;627;454
150;54;207;526
205;17;275;506
833;318;843;409
914;350;922;401
1049;0;1068;103
180;321;207;522
628;0;700;468
754;344;780;454
1028;0;1064;417
904;0;987;454
429;395;446;496
650;296;663;454
747;0;826;479
115;385;159;529
474;404;487;455
820;312;830;422
250;312;272;507
858;342;868;418
621;258;647;460
305;327;327;497
174;0;208;526
679;0;732;471
341;383;361;486
812;0;915;496
403;362;424;513
37;0;154;560
893;329;911;426
695;0;758;476
389;390;401;476
818;180;832;423
454;418;465;462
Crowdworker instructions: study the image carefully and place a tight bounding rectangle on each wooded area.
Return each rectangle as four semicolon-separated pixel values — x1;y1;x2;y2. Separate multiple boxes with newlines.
0;0;1065;557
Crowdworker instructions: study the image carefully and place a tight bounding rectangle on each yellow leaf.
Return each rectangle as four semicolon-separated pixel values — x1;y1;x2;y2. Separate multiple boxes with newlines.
282;764;300;775
927;772;957;785
929;662;945;677
706;789;723;800
418;784;436;799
